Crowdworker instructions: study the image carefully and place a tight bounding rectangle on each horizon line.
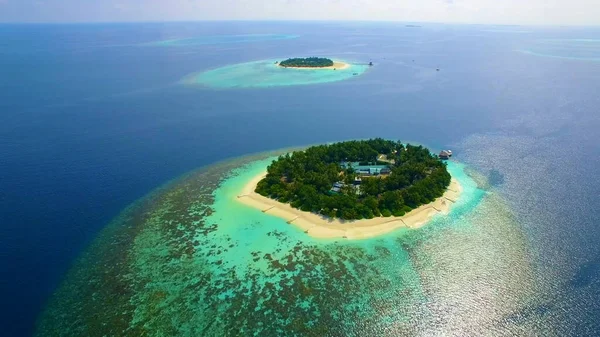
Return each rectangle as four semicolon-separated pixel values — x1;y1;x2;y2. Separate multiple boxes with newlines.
0;19;598;28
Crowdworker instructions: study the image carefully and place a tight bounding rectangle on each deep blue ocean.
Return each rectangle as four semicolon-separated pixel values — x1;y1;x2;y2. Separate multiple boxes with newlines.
1;22;600;336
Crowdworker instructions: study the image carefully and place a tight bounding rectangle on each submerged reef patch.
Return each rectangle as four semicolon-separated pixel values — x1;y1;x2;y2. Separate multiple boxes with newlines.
142;34;299;47
519;39;600;61
35;150;542;336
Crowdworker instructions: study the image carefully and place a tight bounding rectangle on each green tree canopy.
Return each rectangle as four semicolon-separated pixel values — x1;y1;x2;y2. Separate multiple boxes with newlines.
255;139;451;221
279;57;334;68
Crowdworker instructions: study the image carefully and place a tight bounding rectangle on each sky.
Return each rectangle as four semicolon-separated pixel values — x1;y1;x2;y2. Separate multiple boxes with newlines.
0;0;598;25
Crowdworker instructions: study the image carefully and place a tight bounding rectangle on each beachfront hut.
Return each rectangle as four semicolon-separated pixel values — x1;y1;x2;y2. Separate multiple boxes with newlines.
330;182;345;194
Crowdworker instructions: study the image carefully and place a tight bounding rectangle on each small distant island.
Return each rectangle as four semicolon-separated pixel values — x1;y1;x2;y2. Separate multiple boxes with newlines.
279;57;334;68
238;139;460;239
278;57;350;70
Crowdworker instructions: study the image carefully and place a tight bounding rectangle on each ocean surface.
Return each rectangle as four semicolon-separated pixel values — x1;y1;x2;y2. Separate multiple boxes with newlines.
1;22;600;336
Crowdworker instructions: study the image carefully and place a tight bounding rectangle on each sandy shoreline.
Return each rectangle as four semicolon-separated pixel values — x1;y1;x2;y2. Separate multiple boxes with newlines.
277;61;350;70
237;172;462;240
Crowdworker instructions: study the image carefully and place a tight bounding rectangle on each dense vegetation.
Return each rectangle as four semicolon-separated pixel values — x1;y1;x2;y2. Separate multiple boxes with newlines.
255;139;451;220
279;57;334;68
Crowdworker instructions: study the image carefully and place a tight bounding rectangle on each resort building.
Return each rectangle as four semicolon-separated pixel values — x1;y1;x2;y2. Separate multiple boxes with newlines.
330;182;345;194
341;162;391;176
331;160;393;194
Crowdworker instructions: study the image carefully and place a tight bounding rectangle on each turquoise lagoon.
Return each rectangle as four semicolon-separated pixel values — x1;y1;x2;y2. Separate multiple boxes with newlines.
142;34;299;47
519;39;600;61
211;158;481;244
184;60;370;88
36;151;539;336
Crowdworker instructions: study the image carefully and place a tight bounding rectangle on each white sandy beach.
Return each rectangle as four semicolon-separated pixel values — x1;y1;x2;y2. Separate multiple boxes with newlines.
237;172;462;240
278;61;351;70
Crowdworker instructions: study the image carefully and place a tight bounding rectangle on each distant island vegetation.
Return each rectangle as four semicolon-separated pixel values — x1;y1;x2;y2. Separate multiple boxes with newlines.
279;57;335;68
255;139;451;220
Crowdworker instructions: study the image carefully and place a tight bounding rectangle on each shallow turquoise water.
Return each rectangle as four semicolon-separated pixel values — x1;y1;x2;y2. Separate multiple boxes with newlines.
36;153;540;336
185;60;370;88
519;39;600;61
142;34;299;47
209;158;483;245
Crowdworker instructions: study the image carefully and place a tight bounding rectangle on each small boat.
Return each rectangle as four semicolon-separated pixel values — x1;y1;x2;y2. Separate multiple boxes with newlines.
353;73;358;76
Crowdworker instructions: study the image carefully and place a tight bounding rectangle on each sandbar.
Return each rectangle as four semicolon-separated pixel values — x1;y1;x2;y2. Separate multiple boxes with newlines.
237;172;462;240
278;61;351;70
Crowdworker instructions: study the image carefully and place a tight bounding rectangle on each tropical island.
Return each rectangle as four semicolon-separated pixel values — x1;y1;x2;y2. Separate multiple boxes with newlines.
238;139;462;239
278;57;350;70
279;57;334;68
